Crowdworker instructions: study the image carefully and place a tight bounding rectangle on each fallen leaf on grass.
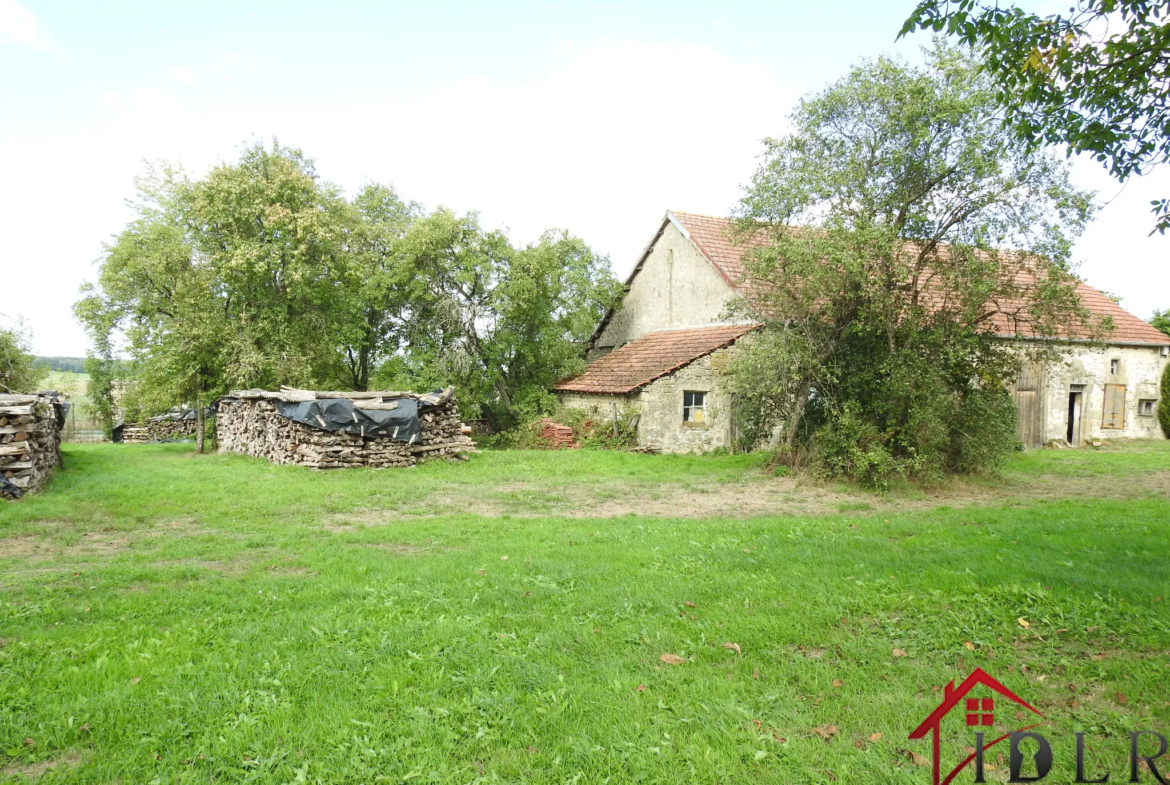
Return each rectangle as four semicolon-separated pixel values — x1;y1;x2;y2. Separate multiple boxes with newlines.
129;677;141;685
636;684;647;693
773;733;786;743
526;746;539;753
1115;693;1128;706
892;648;908;658
722;642;741;655
660;653;685;665
811;724;839;742
1018;617;1030;629
752;668;760;680
964;641;974;650
685;601;697;608
832;679;844;688
905;750;929;766
870;733;883;742
500;555;509;561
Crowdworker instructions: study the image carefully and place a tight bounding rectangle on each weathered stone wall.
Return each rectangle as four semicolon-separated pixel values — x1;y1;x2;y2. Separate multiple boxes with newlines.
634;350;734;453
591;221;741;360
557;348;736;454
1041;344;1167;442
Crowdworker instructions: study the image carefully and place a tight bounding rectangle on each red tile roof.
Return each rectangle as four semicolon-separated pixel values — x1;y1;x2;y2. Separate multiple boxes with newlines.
555;324;758;395
670;211;1169;345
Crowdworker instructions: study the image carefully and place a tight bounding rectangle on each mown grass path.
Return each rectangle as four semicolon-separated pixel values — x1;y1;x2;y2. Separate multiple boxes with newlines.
1;444;1168;783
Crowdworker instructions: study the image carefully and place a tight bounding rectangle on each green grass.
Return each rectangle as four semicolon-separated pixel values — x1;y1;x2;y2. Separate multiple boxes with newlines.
1;444;1168;783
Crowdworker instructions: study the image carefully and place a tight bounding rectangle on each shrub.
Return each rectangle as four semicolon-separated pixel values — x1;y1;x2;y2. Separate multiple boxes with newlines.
1159;362;1170;439
509;405;639;450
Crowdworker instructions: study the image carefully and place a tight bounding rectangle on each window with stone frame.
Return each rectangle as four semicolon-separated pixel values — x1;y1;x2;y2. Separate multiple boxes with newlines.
1138;399;1156;416
683;391;706;424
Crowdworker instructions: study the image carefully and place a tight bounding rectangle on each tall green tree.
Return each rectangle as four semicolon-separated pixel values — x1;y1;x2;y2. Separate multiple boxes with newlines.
377;211;622;429
0;320;46;394
901;1;1170;234
332;184;424;391
78;141;621;434
729;45;1103;484
1151;307;1170;337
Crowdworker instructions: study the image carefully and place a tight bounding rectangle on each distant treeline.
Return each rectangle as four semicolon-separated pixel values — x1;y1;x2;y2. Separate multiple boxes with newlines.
34;357;87;373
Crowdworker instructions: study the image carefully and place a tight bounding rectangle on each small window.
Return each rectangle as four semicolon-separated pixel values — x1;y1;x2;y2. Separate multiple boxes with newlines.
1110;359;1120;374
683;391;706;423
1138;399;1156;416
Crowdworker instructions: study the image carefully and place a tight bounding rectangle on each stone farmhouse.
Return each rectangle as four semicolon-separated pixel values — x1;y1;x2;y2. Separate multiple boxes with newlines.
553;211;1170;453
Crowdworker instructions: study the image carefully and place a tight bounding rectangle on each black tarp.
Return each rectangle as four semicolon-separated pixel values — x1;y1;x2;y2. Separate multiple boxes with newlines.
35;390;70;427
275;397;421;443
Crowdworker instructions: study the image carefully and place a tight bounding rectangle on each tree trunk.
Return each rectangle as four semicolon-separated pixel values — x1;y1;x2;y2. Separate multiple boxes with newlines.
784;376;813;448
195;391;205;454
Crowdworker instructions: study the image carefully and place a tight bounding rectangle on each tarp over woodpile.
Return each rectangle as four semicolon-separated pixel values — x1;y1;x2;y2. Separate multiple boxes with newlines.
215;386;474;469
217;386;455;443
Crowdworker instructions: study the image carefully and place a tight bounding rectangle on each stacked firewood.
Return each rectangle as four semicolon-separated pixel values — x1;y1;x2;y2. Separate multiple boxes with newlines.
121;412;204;443
216;388;475;469
0;393;63;500
121;425;151;444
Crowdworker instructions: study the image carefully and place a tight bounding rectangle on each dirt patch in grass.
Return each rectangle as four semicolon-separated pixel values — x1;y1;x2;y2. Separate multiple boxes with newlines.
318;467;1168;523
2;751;85;779
149;558;253;577
358;542;432;556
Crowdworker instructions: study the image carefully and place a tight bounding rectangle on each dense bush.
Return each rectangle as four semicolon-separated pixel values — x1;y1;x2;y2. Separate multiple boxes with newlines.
1159;363;1170;439
501;406;639;451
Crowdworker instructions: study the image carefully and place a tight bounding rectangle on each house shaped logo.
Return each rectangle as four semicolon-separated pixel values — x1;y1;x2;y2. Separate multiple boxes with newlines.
908;667;1045;785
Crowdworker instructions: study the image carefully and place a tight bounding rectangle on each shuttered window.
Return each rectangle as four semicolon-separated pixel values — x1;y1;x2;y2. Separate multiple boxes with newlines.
1102;384;1126;430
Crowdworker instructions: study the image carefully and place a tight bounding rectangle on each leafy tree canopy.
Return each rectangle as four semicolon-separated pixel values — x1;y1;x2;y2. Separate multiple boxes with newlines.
0;319;46;394
1151;307;1170;336
76;142;621;434
729;44;1104;485
901;1;1170;234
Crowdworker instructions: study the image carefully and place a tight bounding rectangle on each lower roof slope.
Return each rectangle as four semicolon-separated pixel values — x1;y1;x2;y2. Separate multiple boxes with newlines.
554;324;758;395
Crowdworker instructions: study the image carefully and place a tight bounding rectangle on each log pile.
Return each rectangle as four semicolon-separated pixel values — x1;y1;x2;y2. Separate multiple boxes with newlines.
0;393;64;500
121;410;205;443
216;387;475;469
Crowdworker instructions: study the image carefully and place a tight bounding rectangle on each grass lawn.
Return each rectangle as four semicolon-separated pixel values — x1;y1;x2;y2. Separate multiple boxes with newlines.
1;443;1168;783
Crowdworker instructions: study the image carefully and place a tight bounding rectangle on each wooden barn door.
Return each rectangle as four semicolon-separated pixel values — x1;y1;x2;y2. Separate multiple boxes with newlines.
1013;362;1045;448
1102;384;1127;431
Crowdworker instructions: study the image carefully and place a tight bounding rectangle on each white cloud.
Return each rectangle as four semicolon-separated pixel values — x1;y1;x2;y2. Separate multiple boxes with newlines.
0;0;63;58
165;66;198;85
4;36;1167;356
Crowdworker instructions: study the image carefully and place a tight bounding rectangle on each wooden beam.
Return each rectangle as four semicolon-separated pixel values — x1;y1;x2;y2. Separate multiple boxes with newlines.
0;405;34;416
0;443;31;456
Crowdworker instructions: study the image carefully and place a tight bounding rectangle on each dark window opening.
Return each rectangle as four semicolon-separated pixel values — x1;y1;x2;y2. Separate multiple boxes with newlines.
1110;359;1120;374
1138;399;1156;416
683;391;706;423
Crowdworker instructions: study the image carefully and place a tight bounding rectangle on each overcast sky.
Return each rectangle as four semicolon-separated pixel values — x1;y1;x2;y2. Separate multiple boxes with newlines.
2;0;1167;356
